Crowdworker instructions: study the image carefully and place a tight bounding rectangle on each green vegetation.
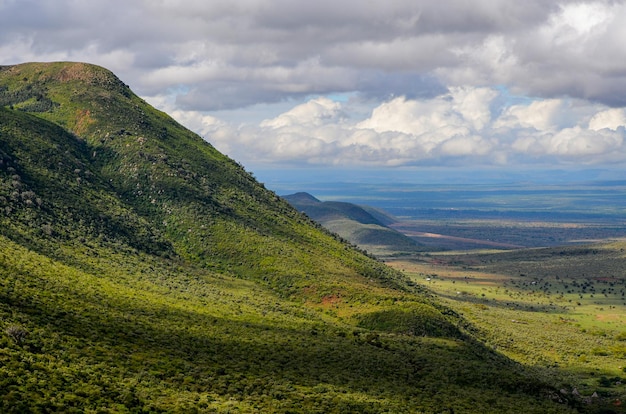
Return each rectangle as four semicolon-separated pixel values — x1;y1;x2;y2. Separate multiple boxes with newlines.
389;242;626;413
284;192;424;256
0;62;583;412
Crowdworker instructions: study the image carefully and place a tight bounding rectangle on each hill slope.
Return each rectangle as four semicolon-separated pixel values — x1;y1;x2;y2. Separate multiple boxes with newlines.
0;62;408;294
0;62;576;412
284;192;424;256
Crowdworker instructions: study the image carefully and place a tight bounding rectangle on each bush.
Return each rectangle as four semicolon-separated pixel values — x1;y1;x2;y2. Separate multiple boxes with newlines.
615;331;626;341
5;325;28;345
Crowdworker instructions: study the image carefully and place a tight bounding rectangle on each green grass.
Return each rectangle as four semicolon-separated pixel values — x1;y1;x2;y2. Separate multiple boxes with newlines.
0;234;577;413
388;242;626;411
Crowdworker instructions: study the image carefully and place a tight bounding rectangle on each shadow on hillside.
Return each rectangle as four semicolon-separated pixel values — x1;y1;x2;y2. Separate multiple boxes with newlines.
2;271;580;413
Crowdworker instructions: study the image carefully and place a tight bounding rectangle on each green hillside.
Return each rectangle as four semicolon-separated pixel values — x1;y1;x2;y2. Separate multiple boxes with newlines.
0;62;577;412
284;192;424;256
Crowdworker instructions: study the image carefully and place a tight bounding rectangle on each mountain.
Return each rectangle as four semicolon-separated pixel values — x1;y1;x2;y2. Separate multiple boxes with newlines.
0;62;574;412
283;192;387;225
283;192;425;256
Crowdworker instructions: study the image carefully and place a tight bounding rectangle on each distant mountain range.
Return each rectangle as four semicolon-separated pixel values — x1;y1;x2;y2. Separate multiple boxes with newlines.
283;192;425;256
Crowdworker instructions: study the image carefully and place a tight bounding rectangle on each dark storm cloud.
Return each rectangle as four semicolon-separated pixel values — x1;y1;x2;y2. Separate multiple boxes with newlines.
356;72;447;101
2;0;625;108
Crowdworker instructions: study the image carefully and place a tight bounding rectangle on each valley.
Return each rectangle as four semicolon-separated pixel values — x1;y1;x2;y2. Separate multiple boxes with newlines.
389;218;626;251
281;178;626;412
385;241;626;411
274;176;626;251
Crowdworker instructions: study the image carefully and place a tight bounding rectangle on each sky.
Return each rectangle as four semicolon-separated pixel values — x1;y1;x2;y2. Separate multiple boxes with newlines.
1;0;626;183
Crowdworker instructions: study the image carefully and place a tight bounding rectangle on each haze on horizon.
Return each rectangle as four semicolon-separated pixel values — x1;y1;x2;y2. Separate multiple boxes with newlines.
1;0;626;178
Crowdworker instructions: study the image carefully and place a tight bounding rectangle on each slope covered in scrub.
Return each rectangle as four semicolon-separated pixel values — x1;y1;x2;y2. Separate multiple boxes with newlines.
0;62;576;413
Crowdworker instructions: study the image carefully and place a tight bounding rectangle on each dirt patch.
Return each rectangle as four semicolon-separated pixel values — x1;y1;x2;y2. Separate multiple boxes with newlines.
596;314;625;322
321;294;341;306
73;109;95;136
596;313;626;324
56;62;94;82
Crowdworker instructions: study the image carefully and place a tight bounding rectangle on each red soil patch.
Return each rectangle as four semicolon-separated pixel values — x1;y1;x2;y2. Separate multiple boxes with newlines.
321;294;341;306
595;314;624;322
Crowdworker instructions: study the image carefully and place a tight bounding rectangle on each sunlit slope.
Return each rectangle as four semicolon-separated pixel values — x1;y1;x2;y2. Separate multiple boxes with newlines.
0;62;576;412
389;241;626;412
0;62;406;296
0;232;574;413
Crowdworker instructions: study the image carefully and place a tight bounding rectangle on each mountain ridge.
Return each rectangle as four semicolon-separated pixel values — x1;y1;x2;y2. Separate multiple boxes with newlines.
1;62;411;294
283;191;425;256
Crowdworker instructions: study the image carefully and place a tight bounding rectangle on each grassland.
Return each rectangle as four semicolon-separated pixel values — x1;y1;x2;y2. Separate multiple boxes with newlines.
387;240;626;412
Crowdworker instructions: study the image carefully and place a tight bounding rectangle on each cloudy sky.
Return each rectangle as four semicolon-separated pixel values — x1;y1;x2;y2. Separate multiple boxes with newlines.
2;0;626;178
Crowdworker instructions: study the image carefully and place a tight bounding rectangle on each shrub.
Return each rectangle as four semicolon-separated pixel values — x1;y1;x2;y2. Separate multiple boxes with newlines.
5;325;28;345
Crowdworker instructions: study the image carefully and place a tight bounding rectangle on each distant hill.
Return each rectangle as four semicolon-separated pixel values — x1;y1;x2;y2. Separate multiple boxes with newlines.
0;62;573;412
359;204;398;226
283;192;386;224
283;192;428;256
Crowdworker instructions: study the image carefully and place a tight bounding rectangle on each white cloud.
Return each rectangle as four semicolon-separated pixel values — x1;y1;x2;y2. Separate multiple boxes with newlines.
438;135;493;157
494;99;565;131
166;87;622;168
547;127;624;157
588;108;626;131
260;97;342;128
356;97;450;135
512;127;625;164
356;90;485;138
450;87;498;131
543;2;611;46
